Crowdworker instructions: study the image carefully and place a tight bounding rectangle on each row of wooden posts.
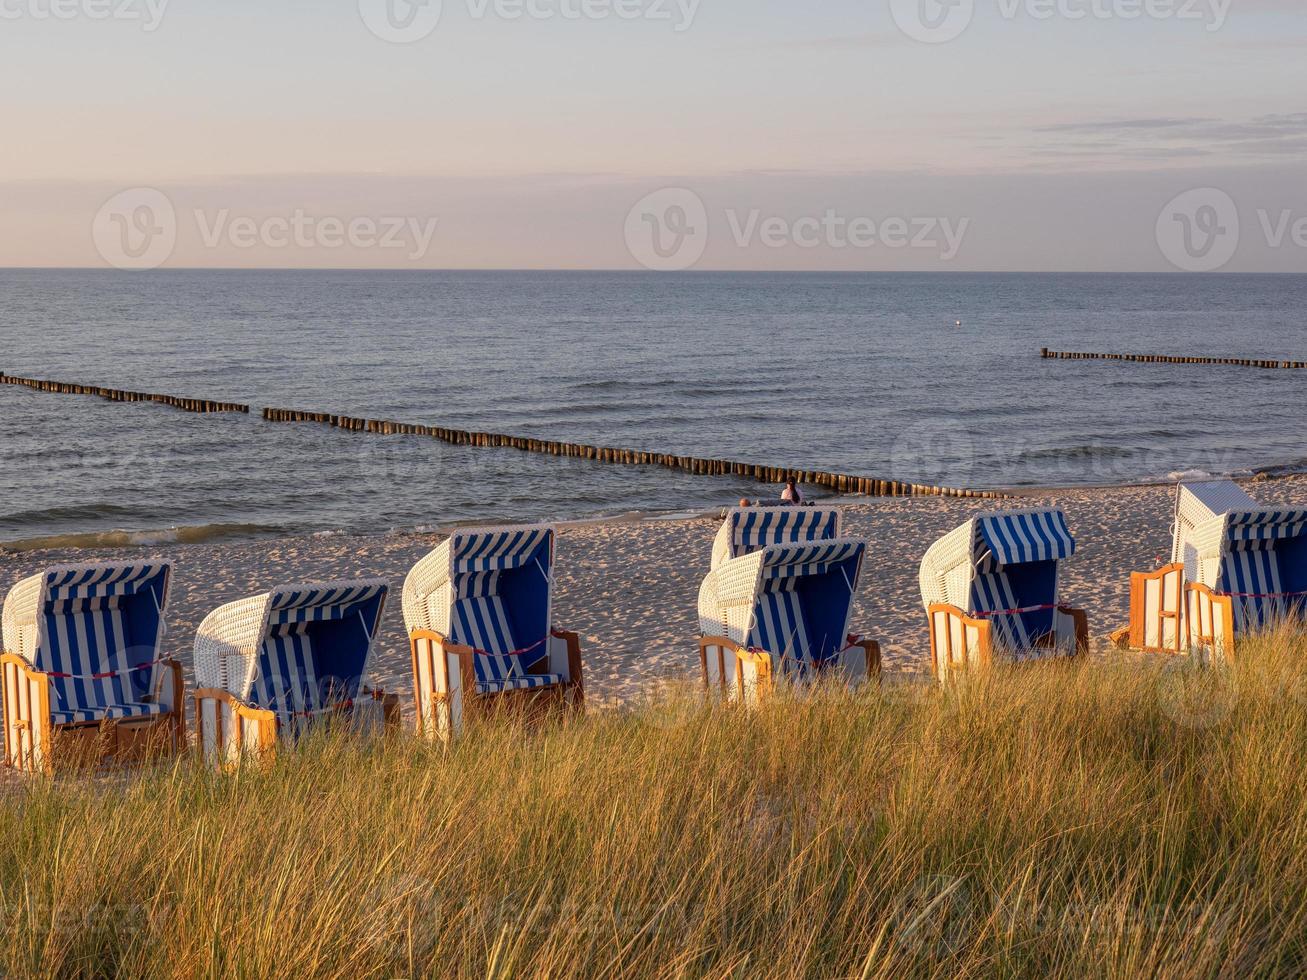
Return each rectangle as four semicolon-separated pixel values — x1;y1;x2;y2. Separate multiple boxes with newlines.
1040;348;1307;370
0;372;250;414
0;369;1004;499
260;408;1004;499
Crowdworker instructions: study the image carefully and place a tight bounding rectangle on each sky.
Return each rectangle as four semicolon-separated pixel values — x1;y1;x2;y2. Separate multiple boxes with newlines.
1;0;1305;271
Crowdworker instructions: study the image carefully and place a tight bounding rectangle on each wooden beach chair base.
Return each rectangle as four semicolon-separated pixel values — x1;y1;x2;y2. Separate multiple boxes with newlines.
2;655;185;775
194;688;402;769
928;604;1088;681
410;629;585;742
699;635;881;707
1118;563;1187;654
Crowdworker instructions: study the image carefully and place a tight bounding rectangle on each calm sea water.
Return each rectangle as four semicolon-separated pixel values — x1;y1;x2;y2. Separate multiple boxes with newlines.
2;270;1305;548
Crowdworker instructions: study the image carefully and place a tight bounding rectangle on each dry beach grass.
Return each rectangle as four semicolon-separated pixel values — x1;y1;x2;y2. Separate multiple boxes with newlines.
2;634;1306;978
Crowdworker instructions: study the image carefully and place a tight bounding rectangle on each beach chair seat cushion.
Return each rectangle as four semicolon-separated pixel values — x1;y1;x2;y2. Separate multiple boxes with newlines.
476;673;565;695
49;700;166;727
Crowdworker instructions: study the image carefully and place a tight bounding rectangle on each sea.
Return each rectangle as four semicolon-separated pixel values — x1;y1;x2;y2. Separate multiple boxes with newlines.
2;269;1305;550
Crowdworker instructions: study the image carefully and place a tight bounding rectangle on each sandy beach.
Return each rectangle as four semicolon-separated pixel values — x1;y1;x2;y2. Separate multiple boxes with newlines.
5;473;1306;712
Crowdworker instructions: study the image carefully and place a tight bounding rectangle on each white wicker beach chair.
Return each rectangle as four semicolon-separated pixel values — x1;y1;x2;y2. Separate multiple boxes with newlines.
403;525;583;740
709;506;843;571
1117;481;1307;661
193;580;396;765
919;508;1087;681
699;539;879;705
1;562;181;773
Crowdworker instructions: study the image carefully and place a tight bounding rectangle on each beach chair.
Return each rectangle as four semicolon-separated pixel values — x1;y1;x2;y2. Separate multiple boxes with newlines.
193;580;397;765
1120;481;1307;660
919;508;1087;680
710;506;842;571
1;562;181;774
699;539;880;704
404;525;583;740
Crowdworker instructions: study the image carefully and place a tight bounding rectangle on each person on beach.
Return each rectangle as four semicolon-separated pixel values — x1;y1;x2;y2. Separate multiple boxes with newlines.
739;498;753;508
781;480;803;506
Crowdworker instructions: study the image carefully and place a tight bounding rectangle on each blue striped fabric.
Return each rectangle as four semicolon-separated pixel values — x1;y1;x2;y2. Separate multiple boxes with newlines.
1213;510;1307;632
451;528;552;574
969;570;1052;650
252;624;324;720
446;530;560;692
247;584;386;728
35;564;169;724
747;541;864;677
267;584;387;622
976;511;1076;568
478;674;564;694
731;509;839;559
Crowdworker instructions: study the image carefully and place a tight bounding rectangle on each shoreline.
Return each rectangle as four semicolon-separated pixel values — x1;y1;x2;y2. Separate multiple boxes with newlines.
2;465;1293;555
5;472;1307;708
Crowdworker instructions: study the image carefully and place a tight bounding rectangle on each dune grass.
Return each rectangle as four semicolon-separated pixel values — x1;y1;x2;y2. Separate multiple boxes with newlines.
3;636;1307;979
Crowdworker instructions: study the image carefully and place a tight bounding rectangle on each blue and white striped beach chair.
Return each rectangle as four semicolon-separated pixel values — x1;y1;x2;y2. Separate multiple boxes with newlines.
919;508;1087;680
1122;481;1307;660
403;525;584;740
710;506;842;571
699;539;879;703
193;580;396;764
2;562;181;773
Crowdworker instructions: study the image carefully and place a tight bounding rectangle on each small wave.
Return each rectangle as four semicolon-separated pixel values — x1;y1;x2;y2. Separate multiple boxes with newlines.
0;523;280;553
1014;444;1137;463
1167;468;1216;483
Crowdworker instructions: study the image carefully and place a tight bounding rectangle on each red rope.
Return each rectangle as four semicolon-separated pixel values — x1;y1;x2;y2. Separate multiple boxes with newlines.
45;659;166;681
970;603;1065;618
1216;589;1307;599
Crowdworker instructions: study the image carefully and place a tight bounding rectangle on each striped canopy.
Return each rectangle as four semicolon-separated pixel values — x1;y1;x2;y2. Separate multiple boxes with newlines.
242;582;388;723
403;526;558;691
715;507;841;567
976;511;1076;568
1;563;171;724
747;541;865;676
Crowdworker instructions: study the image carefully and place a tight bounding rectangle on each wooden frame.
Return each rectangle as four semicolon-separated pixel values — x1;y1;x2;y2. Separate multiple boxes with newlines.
1122;563;1187;654
1185;582;1235;663
698;634;881;706
410;629;585;741
2;653;185;775
927;603;1089;681
194;687;401;769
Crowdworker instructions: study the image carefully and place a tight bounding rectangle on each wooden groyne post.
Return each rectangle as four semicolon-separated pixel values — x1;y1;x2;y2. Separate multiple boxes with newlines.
0;372;249;414
261;407;1008;500
1040;348;1307;370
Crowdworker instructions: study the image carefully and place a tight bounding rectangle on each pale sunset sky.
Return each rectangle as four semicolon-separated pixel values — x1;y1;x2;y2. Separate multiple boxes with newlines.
2;0;1305;270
